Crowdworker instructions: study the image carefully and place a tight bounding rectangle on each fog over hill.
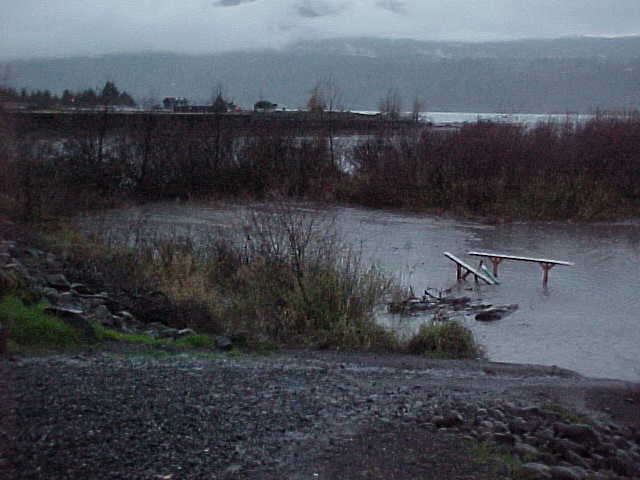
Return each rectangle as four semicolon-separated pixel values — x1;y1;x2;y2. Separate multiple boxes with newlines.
5;36;640;113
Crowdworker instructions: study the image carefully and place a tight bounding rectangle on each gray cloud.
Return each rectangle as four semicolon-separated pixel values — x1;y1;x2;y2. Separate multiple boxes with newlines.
213;0;258;6
296;5;324;18
295;1;348;18
377;0;406;15
1;0;640;60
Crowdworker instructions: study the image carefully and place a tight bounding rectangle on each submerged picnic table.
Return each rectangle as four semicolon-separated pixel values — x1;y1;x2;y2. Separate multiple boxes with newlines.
443;252;497;285
467;251;574;285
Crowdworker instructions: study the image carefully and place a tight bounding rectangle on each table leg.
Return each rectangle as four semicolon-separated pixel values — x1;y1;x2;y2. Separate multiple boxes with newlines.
490;257;503;277
541;262;555;285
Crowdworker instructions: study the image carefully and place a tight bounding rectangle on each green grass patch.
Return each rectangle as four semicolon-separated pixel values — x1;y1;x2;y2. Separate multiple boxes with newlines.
541;402;589;424
405;320;485;359
468;441;524;479
0;295;81;347
92;323;161;344
93;323;218;350
174;333;215;348
93;323;216;348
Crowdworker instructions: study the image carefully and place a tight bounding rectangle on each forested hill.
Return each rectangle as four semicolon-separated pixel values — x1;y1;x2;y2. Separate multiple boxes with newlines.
6;36;640;113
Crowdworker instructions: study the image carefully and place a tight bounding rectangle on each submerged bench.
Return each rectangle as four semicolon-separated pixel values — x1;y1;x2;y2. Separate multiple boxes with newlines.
443;252;497;285
467;251;574;285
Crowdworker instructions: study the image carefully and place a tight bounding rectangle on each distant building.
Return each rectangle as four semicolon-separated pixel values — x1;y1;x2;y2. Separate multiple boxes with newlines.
163;97;189;110
253;100;278;113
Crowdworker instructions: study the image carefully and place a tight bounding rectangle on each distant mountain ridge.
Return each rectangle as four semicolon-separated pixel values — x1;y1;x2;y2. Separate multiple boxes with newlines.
5;36;640;113
289;36;640;60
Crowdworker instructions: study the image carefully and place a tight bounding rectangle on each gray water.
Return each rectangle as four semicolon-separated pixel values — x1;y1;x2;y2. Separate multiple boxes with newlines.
83;202;640;382
336;207;640;382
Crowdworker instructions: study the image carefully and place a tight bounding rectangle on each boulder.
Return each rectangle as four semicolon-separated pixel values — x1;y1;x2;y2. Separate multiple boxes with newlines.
44;306;97;343
515;442;540;460
216;335;233;351
45;274;71;291
604;450;640;477
553;422;600;446
176;328;197;338
433;412;464;428
520;463;552;479
493;432;517;445
70;283;93;295
40;286;63;303
549;466;587;480
510;417;534;435
91;305;116;327
144;322;179;339
475;304;518;322
562;450;589;469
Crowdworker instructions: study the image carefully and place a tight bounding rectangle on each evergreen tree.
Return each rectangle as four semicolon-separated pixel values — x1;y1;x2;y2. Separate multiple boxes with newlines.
61;89;74;106
212;92;228;113
118;90;136;107
78;88;98;106
100;81;120;105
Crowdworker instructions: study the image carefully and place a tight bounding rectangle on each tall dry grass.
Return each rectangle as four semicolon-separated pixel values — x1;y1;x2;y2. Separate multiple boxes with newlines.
49;203;400;350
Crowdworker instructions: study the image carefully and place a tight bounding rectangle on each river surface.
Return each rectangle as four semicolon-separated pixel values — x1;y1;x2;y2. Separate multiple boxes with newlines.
82;202;640;382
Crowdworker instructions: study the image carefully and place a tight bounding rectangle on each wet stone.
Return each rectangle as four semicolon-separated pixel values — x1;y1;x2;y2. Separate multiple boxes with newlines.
553;423;600;446
549;465;587;480
514;442;540;460
493;432;516;445
433;412;464;428
45;273;71;291
216;335;233;351
520;462;552;479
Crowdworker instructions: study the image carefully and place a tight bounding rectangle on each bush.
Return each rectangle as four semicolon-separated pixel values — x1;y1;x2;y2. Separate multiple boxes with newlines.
55;203;401;351
216;204;400;350
349;114;640;220
406;320;484;359
0;295;81;347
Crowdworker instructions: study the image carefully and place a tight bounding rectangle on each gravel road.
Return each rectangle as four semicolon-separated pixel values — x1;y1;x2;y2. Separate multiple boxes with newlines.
2;345;639;479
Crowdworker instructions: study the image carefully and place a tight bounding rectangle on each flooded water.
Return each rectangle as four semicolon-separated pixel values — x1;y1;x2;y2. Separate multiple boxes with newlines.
336;208;640;382
83;202;640;382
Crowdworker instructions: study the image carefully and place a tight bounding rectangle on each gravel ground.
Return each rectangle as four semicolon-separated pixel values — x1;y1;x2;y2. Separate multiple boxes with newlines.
2;345;639;480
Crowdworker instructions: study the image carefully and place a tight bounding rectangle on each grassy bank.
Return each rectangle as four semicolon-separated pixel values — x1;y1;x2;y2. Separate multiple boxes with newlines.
2;205;484;358
33;206;402;351
0;294;222;354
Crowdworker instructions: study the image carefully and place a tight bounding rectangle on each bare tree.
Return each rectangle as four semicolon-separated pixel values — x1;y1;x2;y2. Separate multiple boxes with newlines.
307;82;326;113
322;77;345;165
322;76;344;113
411;95;426;122
378;88;403;120
211;83;229;113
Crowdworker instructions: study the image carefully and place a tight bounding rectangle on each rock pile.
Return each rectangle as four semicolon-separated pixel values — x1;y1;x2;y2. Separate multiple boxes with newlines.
0;238;195;342
389;293;519;322
430;400;640;479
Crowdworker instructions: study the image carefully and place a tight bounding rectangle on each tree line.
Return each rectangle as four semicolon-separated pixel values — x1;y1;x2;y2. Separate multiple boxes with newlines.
0;81;136;110
3;109;640;222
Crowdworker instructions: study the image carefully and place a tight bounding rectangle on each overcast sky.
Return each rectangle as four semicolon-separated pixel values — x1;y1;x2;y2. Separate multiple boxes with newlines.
2;0;640;60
